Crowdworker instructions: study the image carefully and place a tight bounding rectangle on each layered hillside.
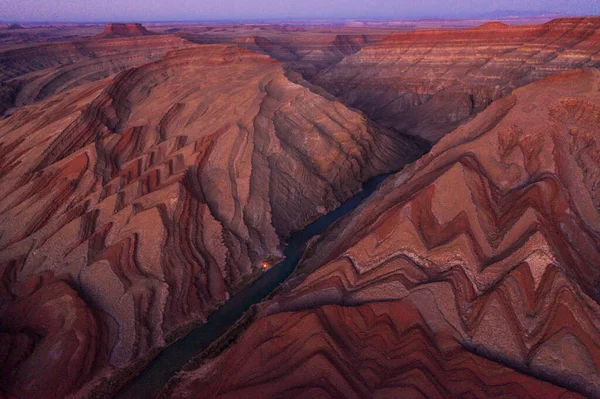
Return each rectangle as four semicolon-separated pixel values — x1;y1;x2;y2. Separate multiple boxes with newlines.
0;34;195;115
0;44;424;398
165;69;600;398
313;17;600;142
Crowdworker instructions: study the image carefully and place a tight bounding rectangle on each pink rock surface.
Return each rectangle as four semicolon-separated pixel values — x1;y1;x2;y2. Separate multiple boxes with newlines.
165;69;600;398
314;17;600;142
0;44;422;398
99;23;153;38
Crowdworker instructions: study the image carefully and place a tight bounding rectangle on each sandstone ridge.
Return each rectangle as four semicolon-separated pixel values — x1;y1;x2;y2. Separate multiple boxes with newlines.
0;43;424;398
164;69;600;398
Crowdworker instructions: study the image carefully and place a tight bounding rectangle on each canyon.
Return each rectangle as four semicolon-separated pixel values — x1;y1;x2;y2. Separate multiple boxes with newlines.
313;17;600;142
0;17;599;399
164;67;600;399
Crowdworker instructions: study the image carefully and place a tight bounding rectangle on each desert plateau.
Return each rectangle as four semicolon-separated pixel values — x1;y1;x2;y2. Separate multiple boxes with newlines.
1;2;600;398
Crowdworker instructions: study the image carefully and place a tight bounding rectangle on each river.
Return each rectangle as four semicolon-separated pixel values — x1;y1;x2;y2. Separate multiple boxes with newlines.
115;172;391;398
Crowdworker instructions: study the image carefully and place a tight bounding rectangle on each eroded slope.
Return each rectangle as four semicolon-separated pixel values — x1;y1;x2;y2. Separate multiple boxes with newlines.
236;33;386;79
314;17;600;142
0;44;424;398
166;69;600;398
0;34;196;115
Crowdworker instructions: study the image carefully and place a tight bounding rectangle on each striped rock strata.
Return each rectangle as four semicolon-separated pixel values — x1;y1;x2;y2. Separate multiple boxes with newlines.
165;69;600;398
0;44;423;398
0;34;196;115
313;17;600;142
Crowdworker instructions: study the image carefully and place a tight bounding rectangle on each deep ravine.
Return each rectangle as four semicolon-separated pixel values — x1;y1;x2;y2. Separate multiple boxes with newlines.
114;171;396;399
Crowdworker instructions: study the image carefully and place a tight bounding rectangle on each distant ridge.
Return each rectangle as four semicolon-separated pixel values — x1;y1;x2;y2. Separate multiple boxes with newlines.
478;9;564;19
474;21;510;29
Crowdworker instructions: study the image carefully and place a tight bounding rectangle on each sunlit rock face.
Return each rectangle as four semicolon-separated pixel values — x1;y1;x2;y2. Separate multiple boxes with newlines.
165;69;600;398
313;17;600;142
0;43;423;398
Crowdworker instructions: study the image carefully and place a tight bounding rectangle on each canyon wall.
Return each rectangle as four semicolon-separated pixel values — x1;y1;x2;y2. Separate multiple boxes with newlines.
3;18;600;399
313;17;600;142
165;69;600;398
0;44;423;398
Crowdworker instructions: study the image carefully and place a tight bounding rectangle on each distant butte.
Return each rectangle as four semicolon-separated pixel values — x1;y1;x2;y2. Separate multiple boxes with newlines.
475;20;510;29
98;22;153;38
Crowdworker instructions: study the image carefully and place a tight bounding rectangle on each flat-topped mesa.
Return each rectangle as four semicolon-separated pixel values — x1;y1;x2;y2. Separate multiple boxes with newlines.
99;22;153;38
474;21;510;29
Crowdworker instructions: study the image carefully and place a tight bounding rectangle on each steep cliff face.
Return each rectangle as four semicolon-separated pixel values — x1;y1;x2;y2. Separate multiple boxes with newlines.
0;44;424;398
313;17;600;142
166;69;600;398
0;35;195;115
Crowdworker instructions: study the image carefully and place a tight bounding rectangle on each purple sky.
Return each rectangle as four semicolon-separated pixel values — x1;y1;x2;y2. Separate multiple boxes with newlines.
1;0;598;23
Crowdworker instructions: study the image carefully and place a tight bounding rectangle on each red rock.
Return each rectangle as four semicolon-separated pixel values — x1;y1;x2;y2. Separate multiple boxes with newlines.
3;17;600;398
0;35;196;115
0;43;423;397
99;23;153;38
165;302;583;399
0;272;108;399
166;69;600;398
235;33;386;78
313;17;600;142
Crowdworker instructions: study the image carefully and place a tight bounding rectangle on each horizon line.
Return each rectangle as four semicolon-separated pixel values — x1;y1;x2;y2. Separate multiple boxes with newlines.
4;12;597;25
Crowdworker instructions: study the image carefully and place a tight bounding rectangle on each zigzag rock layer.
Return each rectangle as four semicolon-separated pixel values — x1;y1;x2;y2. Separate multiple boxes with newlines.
165;69;600;398
0;44;423;398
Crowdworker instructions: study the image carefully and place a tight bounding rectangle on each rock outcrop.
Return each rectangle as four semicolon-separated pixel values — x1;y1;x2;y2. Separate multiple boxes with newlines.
0;44;424;398
165;69;600;398
313;17;600;142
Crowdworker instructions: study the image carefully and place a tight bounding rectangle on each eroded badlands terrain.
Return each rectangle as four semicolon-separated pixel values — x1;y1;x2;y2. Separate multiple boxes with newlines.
165;67;600;399
1;17;600;399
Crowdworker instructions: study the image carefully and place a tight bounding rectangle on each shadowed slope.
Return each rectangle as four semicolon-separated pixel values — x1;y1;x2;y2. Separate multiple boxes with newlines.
165;69;600;398
236;33;387;79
